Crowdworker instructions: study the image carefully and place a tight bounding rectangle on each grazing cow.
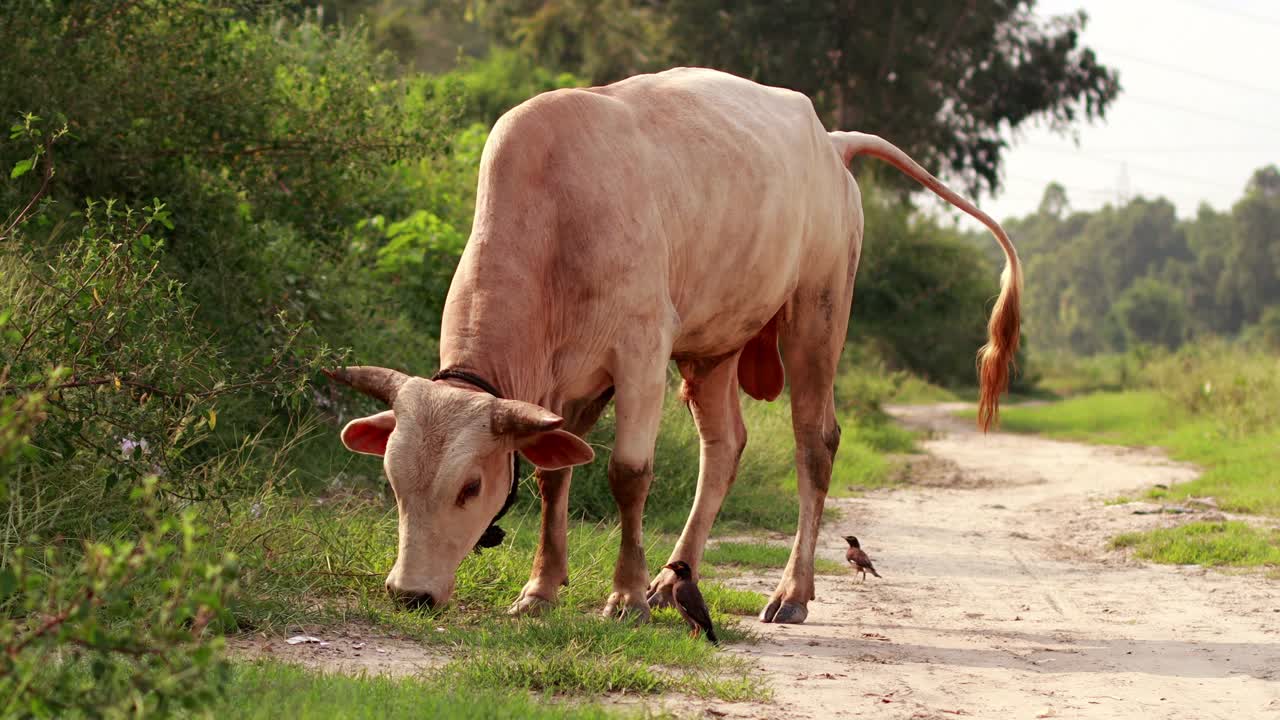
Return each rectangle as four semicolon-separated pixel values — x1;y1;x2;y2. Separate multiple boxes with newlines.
326;67;1020;624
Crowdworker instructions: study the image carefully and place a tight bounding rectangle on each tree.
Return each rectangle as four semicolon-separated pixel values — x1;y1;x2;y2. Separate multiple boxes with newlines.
1182;203;1237;334
1038;182;1070;219
669;1;1120;198
1109;276;1187;350
454;0;1121;199
1223;166;1280;326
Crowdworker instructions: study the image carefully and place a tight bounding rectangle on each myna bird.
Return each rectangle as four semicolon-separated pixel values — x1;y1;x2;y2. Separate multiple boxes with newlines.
844;536;881;582
662;561;719;645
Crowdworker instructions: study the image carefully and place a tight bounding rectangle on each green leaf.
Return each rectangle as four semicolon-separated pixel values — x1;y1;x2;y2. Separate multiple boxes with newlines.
10;158;33;179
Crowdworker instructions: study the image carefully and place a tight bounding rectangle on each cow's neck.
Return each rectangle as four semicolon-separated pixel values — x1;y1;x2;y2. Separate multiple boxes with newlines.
437;242;553;406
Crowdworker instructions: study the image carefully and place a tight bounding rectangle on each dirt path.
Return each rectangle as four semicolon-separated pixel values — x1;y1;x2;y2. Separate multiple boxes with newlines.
674;402;1280;720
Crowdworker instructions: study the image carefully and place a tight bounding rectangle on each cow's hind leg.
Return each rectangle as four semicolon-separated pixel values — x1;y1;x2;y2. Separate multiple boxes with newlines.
602;341;671;622
647;353;747;608
760;280;853;625
509;388;615;616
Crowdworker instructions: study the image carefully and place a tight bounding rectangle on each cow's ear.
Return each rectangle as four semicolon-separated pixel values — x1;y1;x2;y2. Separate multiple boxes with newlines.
490;399;595;470
340;410;396;456
517;430;595;471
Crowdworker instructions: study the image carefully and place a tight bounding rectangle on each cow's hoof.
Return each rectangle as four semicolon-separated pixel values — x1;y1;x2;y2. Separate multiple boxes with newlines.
602;592;651;623
645;569;676;609
759;599;808;625
507;594;554;617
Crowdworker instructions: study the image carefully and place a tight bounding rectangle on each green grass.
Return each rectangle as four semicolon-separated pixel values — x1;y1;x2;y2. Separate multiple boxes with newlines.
209;493;767;702
1111;522;1280;567
186;661;651;719
888;375;963;404
704;541;846;575
968;391;1280;517
986;391;1169;443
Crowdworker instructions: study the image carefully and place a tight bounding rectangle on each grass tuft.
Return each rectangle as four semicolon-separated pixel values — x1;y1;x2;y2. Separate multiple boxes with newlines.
1111;522;1280;567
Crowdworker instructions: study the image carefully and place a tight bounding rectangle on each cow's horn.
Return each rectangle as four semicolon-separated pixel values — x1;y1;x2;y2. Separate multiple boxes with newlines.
322;366;410;406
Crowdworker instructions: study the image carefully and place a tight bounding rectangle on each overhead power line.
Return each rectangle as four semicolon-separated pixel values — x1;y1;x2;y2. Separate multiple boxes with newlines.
1123;95;1280;134
1168;0;1280;29
1029;145;1276;154
1019;144;1244;191
1093;44;1280;100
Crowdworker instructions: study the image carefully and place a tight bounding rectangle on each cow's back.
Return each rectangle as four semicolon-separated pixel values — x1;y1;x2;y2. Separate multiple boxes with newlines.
448;68;859;375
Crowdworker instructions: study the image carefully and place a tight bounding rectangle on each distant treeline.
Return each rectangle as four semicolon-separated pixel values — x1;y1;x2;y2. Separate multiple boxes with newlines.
1002;172;1280;356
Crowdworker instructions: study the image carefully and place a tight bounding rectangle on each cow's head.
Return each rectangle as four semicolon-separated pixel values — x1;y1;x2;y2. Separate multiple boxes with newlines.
325;366;594;609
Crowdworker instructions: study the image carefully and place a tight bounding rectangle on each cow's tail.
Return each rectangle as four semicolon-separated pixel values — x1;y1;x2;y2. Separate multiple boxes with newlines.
829;131;1022;432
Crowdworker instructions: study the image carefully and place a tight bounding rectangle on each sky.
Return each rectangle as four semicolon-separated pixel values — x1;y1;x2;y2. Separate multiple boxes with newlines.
945;0;1280;232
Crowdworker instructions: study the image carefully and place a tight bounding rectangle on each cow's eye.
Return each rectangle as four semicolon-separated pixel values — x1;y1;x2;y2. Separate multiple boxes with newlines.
456;478;481;507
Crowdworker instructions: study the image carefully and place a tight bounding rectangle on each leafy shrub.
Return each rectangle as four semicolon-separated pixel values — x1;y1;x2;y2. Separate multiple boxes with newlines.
1109;276;1188;350
432;49;584;126
846;175;1015;387
1146;338;1280;435
2;126;331;538
0;129;320;717
0;481;239;719
0;0;461;403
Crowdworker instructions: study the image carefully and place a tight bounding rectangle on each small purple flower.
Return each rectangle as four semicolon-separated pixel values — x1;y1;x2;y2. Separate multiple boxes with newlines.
119;436;151;459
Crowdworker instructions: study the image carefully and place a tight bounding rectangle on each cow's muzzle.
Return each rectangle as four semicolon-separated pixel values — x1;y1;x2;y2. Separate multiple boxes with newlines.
387;582;435;611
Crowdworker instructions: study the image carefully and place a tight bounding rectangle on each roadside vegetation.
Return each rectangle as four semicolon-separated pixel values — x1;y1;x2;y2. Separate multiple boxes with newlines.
974;341;1280;568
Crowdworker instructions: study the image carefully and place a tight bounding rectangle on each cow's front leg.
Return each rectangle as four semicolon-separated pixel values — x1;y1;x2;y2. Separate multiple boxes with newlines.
508;467;572;616
648;354;747;608
509;390;614;617
602;362;666;622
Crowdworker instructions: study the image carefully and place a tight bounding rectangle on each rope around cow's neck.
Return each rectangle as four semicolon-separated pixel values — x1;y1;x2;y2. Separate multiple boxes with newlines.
430;367;519;552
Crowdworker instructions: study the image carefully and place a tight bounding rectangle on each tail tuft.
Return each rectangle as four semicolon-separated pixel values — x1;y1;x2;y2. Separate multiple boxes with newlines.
976;257;1022;432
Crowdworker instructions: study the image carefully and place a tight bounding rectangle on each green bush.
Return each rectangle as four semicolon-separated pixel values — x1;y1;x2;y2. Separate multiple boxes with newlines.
0;129;321;717
1145;338;1280;435
432;49;585;126
0;1;461;402
2;129;331;538
0;481;239;719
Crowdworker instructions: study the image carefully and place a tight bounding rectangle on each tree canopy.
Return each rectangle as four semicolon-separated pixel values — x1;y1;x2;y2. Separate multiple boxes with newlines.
1009;165;1280;355
443;0;1121;198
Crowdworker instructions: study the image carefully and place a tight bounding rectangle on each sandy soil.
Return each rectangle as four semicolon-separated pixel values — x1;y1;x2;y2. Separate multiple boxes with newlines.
228;622;446;678
659;402;1280;720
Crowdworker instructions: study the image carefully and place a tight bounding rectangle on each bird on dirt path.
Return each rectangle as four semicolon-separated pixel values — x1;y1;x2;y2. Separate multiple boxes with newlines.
663;561;719;645
844;536;881;582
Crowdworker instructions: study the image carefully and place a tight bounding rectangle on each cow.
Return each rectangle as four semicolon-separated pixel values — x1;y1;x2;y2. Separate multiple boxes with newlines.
325;67;1021;625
